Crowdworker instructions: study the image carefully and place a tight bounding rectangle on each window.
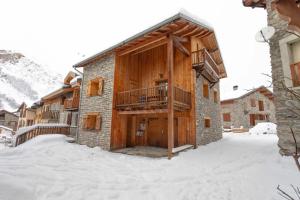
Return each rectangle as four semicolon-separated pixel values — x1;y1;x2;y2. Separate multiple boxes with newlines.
204;118;211;128
258;114;266;121
258;100;264;111
250;99;256;107
213;90;218;103
279;36;300;88
290;62;300;87
82;113;101;131
87;77;104;97
203;83;209;99
223;113;231;122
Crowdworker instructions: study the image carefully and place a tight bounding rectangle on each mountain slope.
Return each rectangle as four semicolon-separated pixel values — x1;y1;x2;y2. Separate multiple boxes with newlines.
0;50;63;111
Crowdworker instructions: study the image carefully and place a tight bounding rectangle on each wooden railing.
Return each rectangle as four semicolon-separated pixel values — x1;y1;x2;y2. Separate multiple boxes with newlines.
41;111;60;120
192;49;219;83
192;49;220;75
14;124;70;146
116;86;191;111
64;97;79;110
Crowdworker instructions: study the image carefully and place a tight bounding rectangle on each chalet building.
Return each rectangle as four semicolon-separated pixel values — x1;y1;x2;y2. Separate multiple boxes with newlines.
243;0;300;155
74;12;227;158
17;103;36;129
0;110;18;131
221;86;276;130
40;71;81;131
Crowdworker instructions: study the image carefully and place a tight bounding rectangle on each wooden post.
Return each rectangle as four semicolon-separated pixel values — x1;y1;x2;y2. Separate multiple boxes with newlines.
191;69;197;148
167;35;174;159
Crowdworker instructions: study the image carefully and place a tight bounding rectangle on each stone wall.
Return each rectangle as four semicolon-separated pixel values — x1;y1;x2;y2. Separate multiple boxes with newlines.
221;91;276;129
77;54;115;150
267;0;300;155
195;76;222;145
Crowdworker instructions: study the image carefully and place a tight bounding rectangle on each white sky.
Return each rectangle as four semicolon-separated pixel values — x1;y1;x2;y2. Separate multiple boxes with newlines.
0;0;271;100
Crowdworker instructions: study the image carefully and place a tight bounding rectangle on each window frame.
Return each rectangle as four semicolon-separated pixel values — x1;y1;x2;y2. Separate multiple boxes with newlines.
204;117;211;128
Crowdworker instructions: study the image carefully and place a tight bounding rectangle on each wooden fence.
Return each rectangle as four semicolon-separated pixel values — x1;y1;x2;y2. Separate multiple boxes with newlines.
14;125;70;146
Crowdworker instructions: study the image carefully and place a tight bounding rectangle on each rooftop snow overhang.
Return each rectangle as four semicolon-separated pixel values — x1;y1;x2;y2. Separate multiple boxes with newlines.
73;12;227;79
221;86;274;103
41;87;74;101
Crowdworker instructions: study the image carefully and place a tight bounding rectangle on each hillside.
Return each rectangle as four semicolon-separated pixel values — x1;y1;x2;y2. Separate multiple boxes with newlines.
0;50;63;111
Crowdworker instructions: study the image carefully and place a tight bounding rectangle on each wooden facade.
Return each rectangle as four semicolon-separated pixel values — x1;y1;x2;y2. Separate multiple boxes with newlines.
75;13;227;158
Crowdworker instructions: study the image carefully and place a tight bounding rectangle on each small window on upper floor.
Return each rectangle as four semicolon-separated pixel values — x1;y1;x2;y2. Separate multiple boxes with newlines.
250;99;256;107
204;118;211;128
258;100;264;111
213;90;218;103
223;113;231;122
87;77;104;97
203;83;209;99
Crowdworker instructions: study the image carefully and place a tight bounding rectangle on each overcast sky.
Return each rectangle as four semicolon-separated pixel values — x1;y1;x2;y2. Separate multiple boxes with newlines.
0;0;271;100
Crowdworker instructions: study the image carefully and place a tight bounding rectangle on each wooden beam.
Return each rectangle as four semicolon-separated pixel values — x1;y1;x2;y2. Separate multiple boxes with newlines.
131;38;167;55
118;109;168;115
118;36;167;56
181;27;201;37
167;34;174;159
173;36;190;57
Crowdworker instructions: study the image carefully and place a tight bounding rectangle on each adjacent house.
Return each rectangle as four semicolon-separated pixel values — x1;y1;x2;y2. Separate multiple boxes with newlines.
40;71;81;133
0;110;18;131
221;86;276;130
74;12;227;158
243;0;300;155
17;102;36;129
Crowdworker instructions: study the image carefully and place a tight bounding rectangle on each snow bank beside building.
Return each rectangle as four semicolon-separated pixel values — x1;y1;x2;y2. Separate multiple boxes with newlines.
249;122;277;135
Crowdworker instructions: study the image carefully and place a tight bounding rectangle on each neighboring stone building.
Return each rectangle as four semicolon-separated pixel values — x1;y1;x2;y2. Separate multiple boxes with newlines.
221;86;276;130
74;12;227;158
0;110;18;131
243;0;300;155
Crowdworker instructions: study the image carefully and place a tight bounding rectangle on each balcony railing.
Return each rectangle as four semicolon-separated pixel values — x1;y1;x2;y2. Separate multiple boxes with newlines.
192;49;219;83
64;97;79;110
41;111;60;120
116;85;191;112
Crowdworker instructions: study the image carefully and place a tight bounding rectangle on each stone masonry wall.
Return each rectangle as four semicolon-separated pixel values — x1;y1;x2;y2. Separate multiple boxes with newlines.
267;0;300;155
221;91;276;129
77;54;115;150
195;77;222;145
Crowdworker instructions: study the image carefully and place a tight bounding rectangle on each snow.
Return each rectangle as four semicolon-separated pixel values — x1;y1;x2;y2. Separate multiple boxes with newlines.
0;125;13;132
70;75;82;85
0;51;63;111
249;122;277;135
0;133;299;200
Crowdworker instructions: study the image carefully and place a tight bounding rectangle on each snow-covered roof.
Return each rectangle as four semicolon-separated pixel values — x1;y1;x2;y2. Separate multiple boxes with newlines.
73;11;220;67
221;86;274;103
70;76;82;85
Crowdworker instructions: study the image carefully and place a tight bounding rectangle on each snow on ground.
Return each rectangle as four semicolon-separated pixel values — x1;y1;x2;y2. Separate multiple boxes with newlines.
0;133;299;200
249;122;277;135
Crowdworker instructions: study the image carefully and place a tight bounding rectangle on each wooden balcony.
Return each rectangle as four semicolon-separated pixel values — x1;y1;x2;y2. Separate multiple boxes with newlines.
64;97;79;110
41;111;60;120
192;49;219;83
116;86;191;112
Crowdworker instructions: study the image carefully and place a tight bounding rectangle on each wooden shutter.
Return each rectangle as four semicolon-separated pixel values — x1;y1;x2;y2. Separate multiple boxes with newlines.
98;78;104;96
203;84;209;98
82;116;88;129
258;100;264;111
95;114;102;131
204;118;211;128
86;81;91;96
290;62;300;87
223;113;231;122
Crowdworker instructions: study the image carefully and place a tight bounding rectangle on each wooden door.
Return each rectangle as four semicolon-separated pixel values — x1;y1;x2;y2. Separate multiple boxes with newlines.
147;118;168;148
249;114;256;126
